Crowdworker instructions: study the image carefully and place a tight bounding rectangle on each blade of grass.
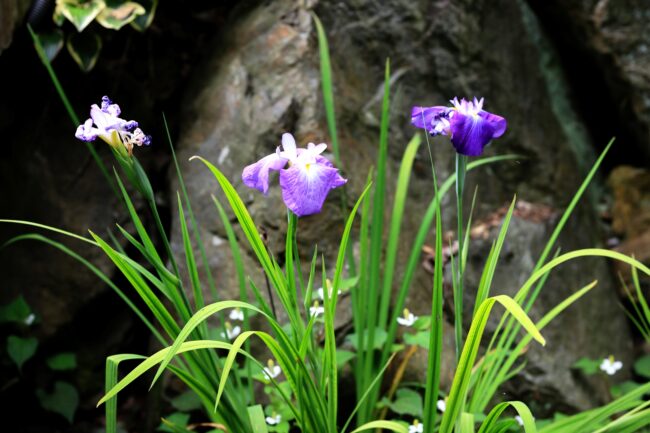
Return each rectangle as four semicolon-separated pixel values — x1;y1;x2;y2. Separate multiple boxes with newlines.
360;58;391;423
378;133;422;328
439;295;544;433
423;156;444;430
248;405;269;433
164;114;220;304
105;354;146;433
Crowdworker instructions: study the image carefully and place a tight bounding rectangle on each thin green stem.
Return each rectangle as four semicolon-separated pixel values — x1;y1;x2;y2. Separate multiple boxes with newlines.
454;153;467;362
27;24;118;199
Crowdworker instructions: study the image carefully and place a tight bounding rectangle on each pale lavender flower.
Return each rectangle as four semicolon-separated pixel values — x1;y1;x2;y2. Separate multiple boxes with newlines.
600;355;623;375
229;308;244;321
219;321;241;340
263;359;282;380
75;96;151;156
242;133;347;217
24;313;35;326
408;420;423;433
411;97;507;156
266;413;282;425
309;301;325;318
397;308;417;327
316;279;341;300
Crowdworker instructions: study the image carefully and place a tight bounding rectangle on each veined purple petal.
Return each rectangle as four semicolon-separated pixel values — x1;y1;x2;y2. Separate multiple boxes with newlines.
279;163;347;217
448;110;507;156
411;106;449;135
101;96;121;117
242;153;288;194
313;154;333;167
75;118;98;142
479;110;507;138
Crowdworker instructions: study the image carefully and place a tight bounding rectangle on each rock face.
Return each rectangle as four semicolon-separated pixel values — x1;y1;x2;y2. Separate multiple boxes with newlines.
0;0;30;56
528;0;650;165
171;0;633;411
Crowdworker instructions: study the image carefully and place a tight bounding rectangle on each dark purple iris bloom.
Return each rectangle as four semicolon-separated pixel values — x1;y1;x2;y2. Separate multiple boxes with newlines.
75;96;151;156
242;133;347;217
411;97;507;156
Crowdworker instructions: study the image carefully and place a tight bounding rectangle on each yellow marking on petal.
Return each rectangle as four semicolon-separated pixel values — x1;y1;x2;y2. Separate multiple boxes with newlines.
403;308;411;319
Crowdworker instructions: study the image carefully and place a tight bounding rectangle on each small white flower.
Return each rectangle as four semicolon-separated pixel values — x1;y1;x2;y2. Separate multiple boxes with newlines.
600;355;623;375
408;420;423;433
310;301;325;318
515;415;523;426
316;279;341;300
220;321;241;340
265;413;281;425
263;359;282;380
24;313;35;326
437;399;446;412
396;308;418;327
229;308;245;321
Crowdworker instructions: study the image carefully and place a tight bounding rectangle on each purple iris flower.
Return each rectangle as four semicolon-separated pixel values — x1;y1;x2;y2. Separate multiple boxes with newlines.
75;96;151;156
411;97;507;156
242;133;347;217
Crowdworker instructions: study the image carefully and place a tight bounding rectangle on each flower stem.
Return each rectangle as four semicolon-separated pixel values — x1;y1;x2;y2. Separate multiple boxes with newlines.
454;153;468;362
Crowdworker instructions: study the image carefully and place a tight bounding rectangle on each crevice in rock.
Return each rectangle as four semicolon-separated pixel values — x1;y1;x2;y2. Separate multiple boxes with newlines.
525;0;647;173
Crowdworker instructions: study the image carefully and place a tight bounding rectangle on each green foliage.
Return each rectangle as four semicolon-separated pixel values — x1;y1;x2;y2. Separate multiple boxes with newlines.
45;0;156;72
249;405;270;433
620;266;650;343
171;390;203;412
386;388;423;418
572;357;601;375
0;296;33;324
633;354;650;379
47;352;77;371
66;31;102;72
36;381;79;423
158;412;190;432
7;335;38;371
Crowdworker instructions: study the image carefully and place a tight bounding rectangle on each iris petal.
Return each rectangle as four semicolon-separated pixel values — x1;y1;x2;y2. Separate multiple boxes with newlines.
242;153;288;194
411;106;448;134
279;163;346;217
75;118;98;141
449;110;507;156
278;133;298;160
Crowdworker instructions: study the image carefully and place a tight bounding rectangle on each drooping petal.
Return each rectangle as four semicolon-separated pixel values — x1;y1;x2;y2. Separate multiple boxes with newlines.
313;154;346;187
448;110;507;156
411;106;449;135
478;110;507;138
242;153;288;194
279;163;347;217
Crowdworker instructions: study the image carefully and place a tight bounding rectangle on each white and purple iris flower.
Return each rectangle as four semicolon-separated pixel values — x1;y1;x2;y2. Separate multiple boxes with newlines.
242;133;347;217
75;96;151;156
411;97;507;156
